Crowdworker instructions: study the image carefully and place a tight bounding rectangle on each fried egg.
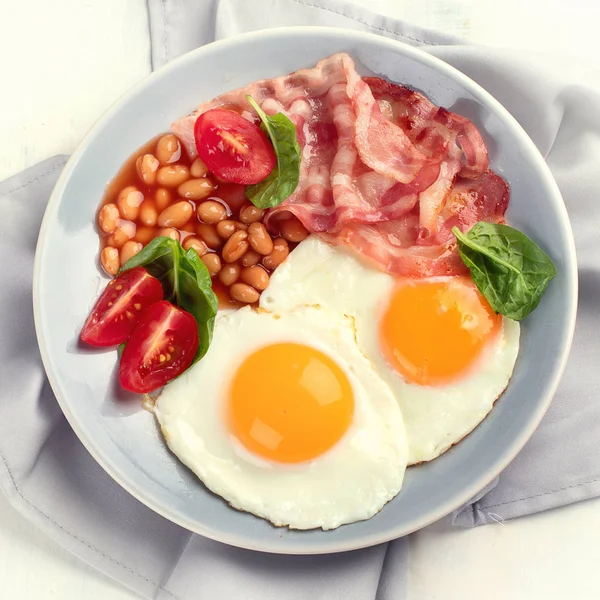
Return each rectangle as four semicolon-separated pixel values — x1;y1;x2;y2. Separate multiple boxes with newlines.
155;305;408;530
260;236;520;464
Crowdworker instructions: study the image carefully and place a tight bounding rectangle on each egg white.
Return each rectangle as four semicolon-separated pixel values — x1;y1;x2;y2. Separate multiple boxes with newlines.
260;235;521;464
155;305;408;530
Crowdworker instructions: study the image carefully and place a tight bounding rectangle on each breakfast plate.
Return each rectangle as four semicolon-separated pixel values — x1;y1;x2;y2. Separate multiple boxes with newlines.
33;27;577;553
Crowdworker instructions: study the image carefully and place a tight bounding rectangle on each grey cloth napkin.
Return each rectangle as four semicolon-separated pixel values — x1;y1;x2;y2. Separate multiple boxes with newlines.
1;0;599;598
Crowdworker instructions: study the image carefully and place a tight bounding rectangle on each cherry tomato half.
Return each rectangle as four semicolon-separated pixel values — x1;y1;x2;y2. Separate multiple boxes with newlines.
194;108;276;185
119;301;199;393
80;267;163;347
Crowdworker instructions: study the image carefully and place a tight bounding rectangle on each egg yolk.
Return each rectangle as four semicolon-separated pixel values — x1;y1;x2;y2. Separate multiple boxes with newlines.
379;276;501;386
228;343;354;463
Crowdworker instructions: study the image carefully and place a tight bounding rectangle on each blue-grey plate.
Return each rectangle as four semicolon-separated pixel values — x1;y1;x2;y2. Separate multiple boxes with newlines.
33;27;577;554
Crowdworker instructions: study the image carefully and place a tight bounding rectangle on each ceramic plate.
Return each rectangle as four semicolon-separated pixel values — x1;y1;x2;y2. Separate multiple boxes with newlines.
33;27;577;554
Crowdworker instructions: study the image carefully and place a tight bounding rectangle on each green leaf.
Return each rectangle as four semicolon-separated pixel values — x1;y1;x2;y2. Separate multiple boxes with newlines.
245;95;301;209
119;236;218;363
177;248;218;359
453;222;557;320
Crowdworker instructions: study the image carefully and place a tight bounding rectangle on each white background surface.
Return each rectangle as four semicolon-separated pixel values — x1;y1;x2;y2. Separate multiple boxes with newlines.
1;0;599;598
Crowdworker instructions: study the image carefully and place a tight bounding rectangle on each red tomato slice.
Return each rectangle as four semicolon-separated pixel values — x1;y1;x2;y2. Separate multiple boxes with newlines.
119;301;199;393
194;108;276;185
80;267;163;347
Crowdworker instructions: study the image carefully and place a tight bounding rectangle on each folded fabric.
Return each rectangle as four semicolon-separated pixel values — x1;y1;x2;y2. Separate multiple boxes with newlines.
1;1;599;599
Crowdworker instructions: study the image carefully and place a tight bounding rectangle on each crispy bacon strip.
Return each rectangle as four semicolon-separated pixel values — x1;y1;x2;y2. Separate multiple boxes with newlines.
322;172;508;278
171;54;507;277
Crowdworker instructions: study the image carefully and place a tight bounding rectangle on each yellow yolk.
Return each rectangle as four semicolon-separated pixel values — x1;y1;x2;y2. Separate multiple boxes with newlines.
379;276;501;386
228;343;354;463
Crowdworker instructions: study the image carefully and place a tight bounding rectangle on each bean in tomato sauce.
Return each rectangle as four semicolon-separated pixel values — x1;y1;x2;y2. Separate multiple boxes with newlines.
96;133;308;307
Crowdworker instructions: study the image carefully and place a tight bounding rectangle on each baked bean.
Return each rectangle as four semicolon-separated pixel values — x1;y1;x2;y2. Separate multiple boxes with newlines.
136;154;160;186
196;223;222;250
179;178;215;201
120;241;143;265
117;186;144;220
247;222;274;256
182;236;208;257
118;219;137;238
155;134;182;165
98;203;120;234
190;157;208;178
108;220;136;249
216;219;237;239
239;203;265;224
139;199;158;226
222;230;249;263
156;227;180;241
240;265;269;291
279;217;309;243
155;188;172;211
157;165;190;187
241;249;261;267
230;283;260;304
107;232;124;249
201;253;222;277
101;247;120;276
134;226;155;245
197;200;227;224
263;237;289;270
181;223;196;233
218;263;241;286
157;201;193;228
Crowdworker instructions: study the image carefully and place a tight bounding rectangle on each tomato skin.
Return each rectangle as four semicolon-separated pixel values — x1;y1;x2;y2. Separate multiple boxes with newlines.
194;108;276;185
119;301;199;393
80;267;163;347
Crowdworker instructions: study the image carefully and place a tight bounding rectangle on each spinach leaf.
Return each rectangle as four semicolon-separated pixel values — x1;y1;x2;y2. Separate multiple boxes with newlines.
119;236;218;362
452;222;557;321
245;95;301;209
176;247;218;359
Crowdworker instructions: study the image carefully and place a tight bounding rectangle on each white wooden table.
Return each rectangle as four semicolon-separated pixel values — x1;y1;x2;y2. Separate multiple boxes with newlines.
2;0;599;598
